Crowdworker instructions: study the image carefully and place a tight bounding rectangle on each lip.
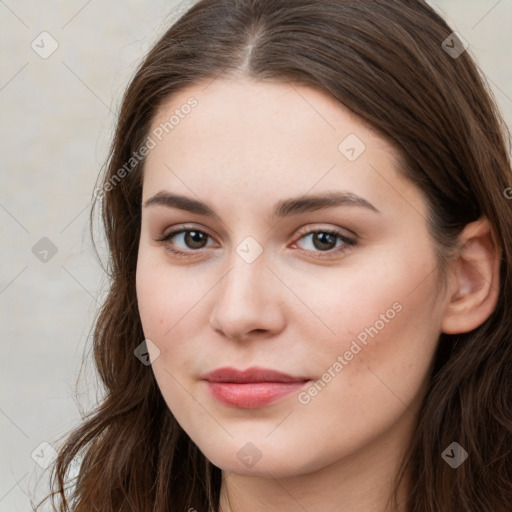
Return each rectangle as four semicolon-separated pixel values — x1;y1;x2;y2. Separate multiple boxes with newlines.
201;366;311;409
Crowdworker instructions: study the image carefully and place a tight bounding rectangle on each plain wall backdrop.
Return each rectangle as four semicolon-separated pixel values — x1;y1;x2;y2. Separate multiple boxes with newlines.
1;0;511;510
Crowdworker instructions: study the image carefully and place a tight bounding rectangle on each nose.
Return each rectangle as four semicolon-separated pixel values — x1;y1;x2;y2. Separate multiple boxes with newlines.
209;252;286;342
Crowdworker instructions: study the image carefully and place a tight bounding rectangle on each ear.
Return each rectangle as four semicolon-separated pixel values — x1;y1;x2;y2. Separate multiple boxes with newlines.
441;217;501;334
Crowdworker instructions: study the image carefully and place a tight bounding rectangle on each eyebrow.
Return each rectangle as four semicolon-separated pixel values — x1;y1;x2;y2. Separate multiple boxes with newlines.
143;190;380;219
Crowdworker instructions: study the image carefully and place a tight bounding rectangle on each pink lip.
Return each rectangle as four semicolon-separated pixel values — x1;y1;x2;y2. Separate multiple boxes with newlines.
201;366;310;409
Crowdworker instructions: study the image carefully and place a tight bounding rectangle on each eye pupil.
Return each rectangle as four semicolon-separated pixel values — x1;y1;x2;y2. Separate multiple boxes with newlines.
313;232;336;251
185;231;207;249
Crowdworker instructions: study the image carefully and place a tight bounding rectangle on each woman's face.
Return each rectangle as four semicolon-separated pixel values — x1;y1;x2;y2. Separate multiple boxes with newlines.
136;78;447;477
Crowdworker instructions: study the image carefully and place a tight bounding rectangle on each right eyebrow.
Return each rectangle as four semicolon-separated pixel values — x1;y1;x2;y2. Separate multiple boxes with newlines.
144;192;221;219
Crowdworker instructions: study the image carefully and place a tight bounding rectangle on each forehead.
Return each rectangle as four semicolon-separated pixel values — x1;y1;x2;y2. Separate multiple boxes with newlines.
148;77;390;157
142;77;423;219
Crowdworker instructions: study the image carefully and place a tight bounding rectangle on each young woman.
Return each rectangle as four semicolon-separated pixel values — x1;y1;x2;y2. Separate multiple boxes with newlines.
42;1;512;511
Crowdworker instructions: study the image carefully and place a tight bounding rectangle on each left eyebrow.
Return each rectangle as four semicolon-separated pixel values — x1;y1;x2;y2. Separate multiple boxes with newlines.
143;190;380;219
271;191;380;218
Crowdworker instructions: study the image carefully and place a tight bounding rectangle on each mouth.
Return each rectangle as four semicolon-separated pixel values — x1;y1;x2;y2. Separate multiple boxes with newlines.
200;366;311;409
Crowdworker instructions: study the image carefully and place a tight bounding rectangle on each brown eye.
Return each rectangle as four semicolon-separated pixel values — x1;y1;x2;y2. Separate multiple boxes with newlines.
156;228;216;257
311;232;338;251
294;229;356;255
181;230;208;249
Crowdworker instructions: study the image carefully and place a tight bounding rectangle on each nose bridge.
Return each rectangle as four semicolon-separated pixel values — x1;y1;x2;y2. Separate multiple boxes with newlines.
209;242;285;339
219;245;268;307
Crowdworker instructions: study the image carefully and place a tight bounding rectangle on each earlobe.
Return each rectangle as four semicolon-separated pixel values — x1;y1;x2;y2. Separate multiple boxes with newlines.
441;217;501;334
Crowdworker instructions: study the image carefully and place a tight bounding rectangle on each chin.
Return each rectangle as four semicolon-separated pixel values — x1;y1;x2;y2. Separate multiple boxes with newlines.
197;437;328;479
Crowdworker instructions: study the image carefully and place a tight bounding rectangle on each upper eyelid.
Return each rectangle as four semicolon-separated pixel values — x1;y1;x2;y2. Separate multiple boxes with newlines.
294;224;356;239
160;225;215;242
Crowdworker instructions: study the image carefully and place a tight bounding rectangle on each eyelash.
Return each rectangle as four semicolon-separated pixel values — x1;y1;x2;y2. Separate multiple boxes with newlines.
155;225;358;260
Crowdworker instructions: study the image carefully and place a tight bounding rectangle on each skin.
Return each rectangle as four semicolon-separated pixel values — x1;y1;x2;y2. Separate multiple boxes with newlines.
135;77;499;512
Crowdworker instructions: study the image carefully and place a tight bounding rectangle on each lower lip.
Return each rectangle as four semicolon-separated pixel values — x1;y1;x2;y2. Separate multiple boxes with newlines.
205;381;309;409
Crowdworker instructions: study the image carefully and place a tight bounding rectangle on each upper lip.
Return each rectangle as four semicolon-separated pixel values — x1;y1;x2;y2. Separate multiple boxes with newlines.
201;366;310;383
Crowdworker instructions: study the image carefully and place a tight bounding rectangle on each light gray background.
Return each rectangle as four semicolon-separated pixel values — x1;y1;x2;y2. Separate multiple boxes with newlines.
1;1;511;510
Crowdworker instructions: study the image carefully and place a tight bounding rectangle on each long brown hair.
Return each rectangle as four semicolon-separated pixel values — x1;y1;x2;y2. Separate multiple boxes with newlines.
40;1;512;510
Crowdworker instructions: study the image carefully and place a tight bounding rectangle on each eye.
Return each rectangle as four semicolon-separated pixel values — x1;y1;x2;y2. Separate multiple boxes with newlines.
156;228;217;258
292;227;357;258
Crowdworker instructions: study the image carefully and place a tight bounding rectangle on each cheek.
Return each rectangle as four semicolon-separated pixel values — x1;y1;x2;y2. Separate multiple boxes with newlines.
289;248;438;355
136;256;208;421
137;250;200;335
295;236;438;376
298;254;442;426
136;251;219;380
